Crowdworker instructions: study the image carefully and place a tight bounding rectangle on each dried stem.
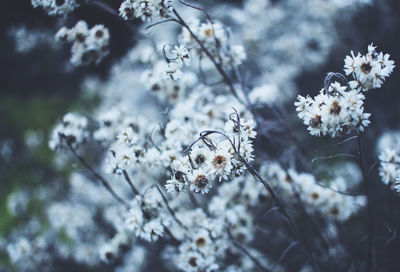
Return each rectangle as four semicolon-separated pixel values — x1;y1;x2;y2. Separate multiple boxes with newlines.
227;227;271;272
61;134;129;208
122;170;140;195
172;9;244;104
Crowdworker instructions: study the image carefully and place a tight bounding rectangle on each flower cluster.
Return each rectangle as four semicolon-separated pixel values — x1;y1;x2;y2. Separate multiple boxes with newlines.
379;149;400;190
104;127;145;175
128;41;196;102
124;188;166;242
6;0;397;271
295;82;370;137
49;112;89;151
161;174;277;272
344;44;395;91
31;0;83;16
261;162;366;222
119;0;173;21
180;19;246;67
6;237;50;271
295;45;394;137
165;117;256;195
55;21;110;66
377;130;400;192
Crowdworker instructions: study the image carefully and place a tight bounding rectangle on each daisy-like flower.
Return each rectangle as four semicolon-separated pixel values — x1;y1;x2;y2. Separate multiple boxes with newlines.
119;0;135;20
119;0;172;22
55;21;110;66
125;205;144;230
191;228;213;256
224;118;257;142
31;0;79;16
379;148;400;186
178;250;206;272
162;62;183;81
294;95;312;119
344;44;395;91
198;22;225;45
165;176;185;196
208;146;233;181
231;45;247;65
142;219;164;242
172;45;190;66
116;127;137;145
188;169;213;194
49;112;89;151
190;146;211;168
393;178;400;193
295;82;370;138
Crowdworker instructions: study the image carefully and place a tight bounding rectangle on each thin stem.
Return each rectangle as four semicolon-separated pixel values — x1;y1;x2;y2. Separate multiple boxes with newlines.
88;0;142;36
122;170;140;195
356;134;374;272
151;184;187;229
270;241;300;270
62;135;129;208
240;158;319;271
311;153;359;163
145;18;179;31
172;9;244;104
227;227;271;272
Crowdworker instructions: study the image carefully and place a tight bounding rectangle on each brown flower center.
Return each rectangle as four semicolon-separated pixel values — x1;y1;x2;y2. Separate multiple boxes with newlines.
309;115;322;128
212;155;227;168
329;101;341;115
204;28;213;37
330;207;339;216
361;63;372;74
189;257;197;267
195;237;206;247
194;175;209;189
311;192;319;200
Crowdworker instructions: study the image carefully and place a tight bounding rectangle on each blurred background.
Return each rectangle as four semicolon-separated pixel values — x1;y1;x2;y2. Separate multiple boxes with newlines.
0;0;399;270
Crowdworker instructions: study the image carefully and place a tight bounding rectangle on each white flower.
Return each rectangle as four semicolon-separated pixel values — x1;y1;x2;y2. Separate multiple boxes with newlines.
116;127;137;145
119;0;172;21
162;62;183;81
125;207;144;229
295;82;370;138
190;146;211;168
231;45;246;65
49;112;89;151
31;0;79;15
208;146;233;181
249;83;280;105
379;148;400;185
188;169;214;194
172;45;191;66
99;243;118;263
142;219;164;241
55;21;110;66
344;44;395;91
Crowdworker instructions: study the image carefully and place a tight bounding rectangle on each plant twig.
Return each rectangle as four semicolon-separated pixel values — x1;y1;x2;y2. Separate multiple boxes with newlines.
123;170;140;195
61;134;129;208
